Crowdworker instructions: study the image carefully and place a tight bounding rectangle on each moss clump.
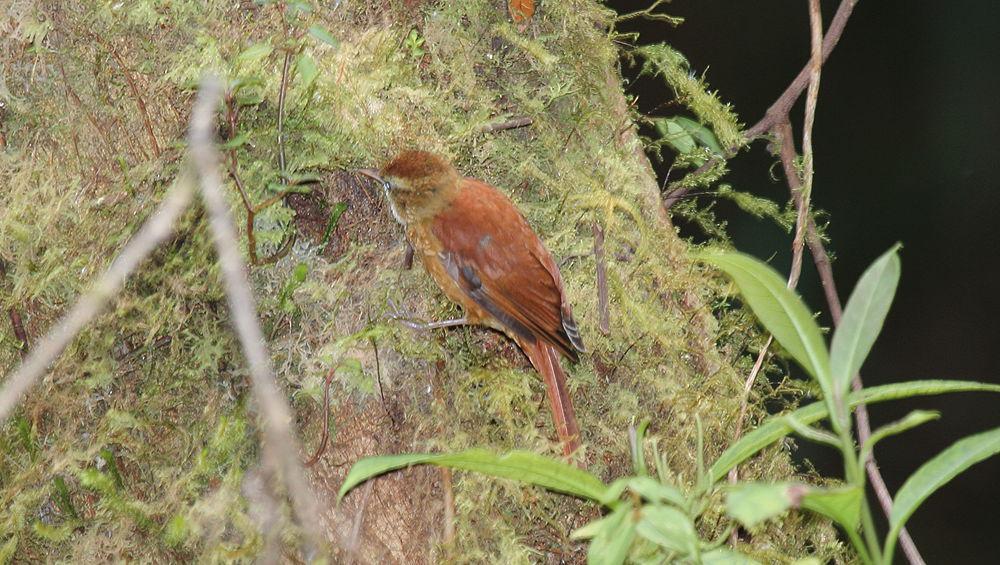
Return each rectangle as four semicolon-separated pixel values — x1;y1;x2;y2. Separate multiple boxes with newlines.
1;0;840;561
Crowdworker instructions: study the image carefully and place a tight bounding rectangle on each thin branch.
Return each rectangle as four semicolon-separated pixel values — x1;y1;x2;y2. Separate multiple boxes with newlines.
615;0;683;25
0;261;29;359
304;364;339;467
742;0;859;143
100;37;161;158
729;0;826;529
593;223;610;335
188;76;323;557
480;116;533;133
345;481;375;564
0;174;195;422
277;49;292;181
662;157;720;209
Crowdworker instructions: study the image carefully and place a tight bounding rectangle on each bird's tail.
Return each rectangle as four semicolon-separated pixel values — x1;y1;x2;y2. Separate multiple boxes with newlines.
524;341;581;458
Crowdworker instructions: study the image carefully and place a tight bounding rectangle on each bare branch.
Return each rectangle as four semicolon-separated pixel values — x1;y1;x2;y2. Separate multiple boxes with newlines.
188;76;324;557
480;116;533;133
593;223;610;335
743;0;859;142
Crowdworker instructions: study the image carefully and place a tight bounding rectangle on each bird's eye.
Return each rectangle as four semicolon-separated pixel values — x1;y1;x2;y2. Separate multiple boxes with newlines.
382;180;392;192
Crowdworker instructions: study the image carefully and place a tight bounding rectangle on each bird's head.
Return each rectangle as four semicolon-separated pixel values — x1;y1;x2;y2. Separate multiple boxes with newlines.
357;150;461;225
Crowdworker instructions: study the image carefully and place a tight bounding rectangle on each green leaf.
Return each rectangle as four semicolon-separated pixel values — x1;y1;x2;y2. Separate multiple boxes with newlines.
295;53;319;90
338;449;607;501
726;482;798;527
219;133;249;150
672;116;724;155
571;512;616;540
709;380;1000;482
830;244;901;396
308;25;339;48
235;42;273;67
599;476;686;508
635;504;697;556
321;202;349;248
278;262;309;313
801;486;862;531
695;250;831;387
701;548;763;565
654;118;697;155
859;410;939;464
885;427;1000;562
588;505;636;565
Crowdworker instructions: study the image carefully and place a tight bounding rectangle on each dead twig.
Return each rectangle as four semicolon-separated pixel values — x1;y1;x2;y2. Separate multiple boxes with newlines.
441;468;455;545
593;223;610;335
0;261;29;358
480;116;533;133
189;76;324;557
305;364;339;467
98;36;161;158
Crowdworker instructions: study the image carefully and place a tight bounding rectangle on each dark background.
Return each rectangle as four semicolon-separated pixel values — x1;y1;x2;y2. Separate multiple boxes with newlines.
611;1;1000;562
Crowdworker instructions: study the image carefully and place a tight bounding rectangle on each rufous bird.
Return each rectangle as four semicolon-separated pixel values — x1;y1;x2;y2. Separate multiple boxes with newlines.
358;150;585;456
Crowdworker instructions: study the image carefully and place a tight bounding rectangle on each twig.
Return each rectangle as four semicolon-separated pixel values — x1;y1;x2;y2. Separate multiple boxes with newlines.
662;157;720;209
0;174;195;422
277;49;292;182
441;468;455;545
100;37;161;158
615;0;683;25
58;63;114;162
480;116;533;133
304;364;339;467
742;0;859;143
728;0;825;538
223;89;296;266
592;223;610;335
188;76;323;557
0;261;29;358
345;481;375;564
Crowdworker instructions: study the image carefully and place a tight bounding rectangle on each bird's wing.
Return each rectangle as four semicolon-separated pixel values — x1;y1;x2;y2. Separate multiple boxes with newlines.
431;179;581;361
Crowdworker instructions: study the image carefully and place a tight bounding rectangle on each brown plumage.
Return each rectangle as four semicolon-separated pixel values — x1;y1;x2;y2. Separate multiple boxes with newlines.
360;150;585;456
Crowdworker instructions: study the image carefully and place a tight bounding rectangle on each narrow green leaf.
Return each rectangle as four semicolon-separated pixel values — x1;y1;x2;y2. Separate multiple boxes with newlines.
859;410;939;464
695;250;831;386
830;244;901;396
885;427;1000;562
672;115;724;155
635;504;698;556
709;380;1000;482
726;482;797;527
308;25;339;48
338;449;607;502
599;476;686;508
321;202;349;248
588;505;636;565
801;486;862;531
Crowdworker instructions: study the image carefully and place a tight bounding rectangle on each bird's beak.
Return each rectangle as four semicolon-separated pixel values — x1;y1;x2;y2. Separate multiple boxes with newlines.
355;168;383;183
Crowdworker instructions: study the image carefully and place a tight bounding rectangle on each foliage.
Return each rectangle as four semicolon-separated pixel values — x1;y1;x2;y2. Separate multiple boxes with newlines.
342;247;1000;564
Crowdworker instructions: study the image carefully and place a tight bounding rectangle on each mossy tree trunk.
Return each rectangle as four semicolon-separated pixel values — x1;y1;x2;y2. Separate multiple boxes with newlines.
0;1;840;562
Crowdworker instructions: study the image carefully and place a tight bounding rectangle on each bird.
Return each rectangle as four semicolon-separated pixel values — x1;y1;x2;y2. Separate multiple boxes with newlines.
357;150;585;457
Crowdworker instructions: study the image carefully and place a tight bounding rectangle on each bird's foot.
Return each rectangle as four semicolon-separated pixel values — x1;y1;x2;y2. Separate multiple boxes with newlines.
385;299;467;331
